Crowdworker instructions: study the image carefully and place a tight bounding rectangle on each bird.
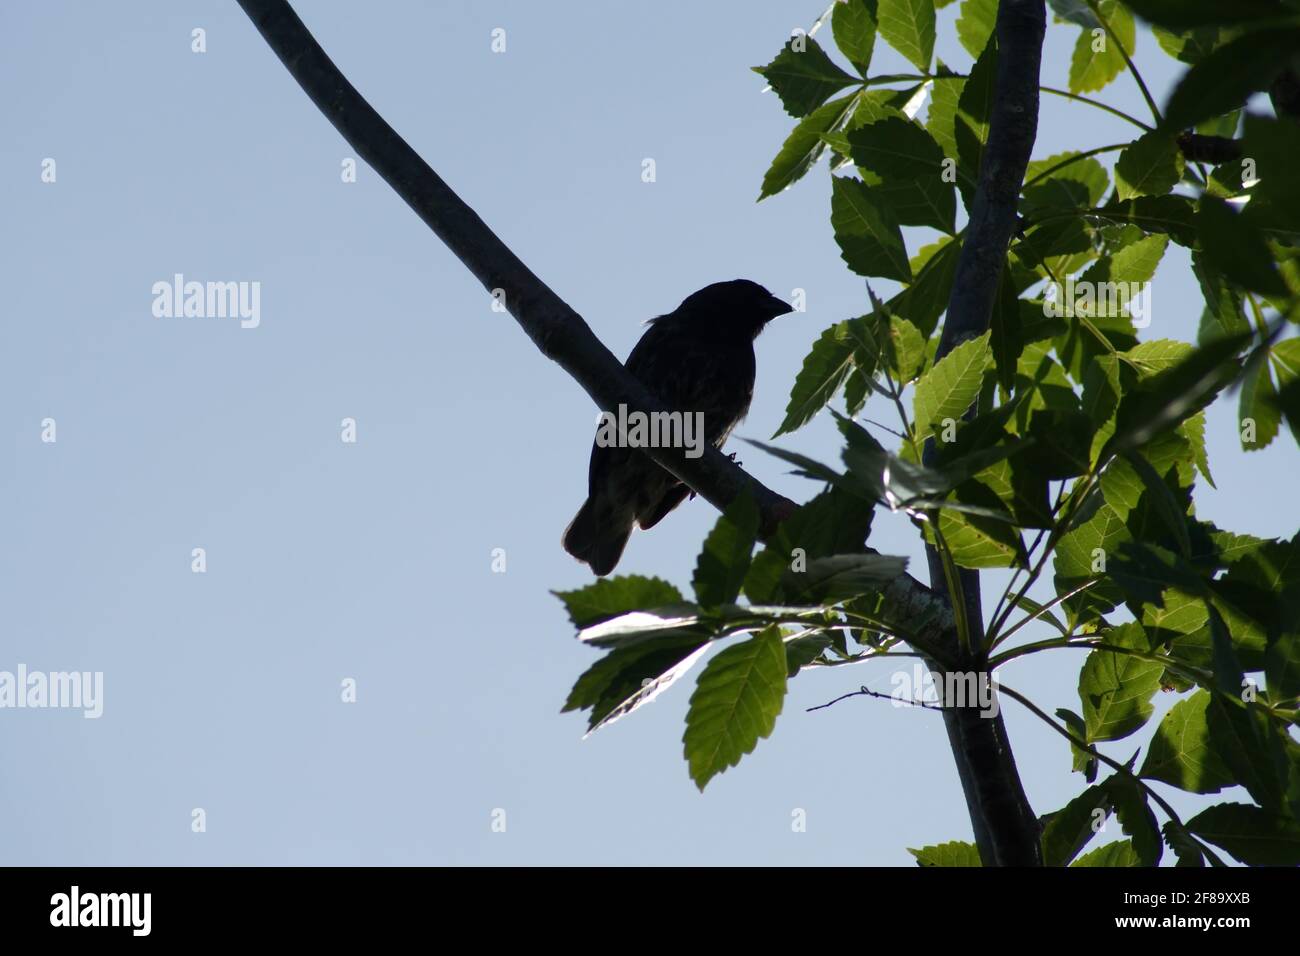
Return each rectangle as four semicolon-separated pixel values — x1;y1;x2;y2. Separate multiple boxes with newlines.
563;279;793;576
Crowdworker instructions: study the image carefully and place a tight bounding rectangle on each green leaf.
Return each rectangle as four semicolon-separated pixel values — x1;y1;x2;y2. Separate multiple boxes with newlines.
754;36;860;118
1114;132;1185;200
774;317;879;437
683;627;788;790
1041;784;1111;865
926;67;964;159
847;115;961;234
693;493;760;607
1123;0;1296;30
912;331;992;440
1267;631;1300;703
909;840;982;866
1103;774;1163;866
1023;151;1110;215
1057;707;1099;780
782;553;909;604
1122;451;1191;557
955;39;997;208
833;0;880;75
759;93;860;200
1162;820;1206;867
990;262;1024;393
1139;690;1236;794
1152;24;1222;65
1071;840;1141;866
886;314;928;383
554;575;685;629
1069;1;1133;94
1239;353;1283;451
1079;622;1164;742
785;632;833;676
1186;803;1300;866
1196;197;1289;296
846;116;956;233
955;0;996;58
877;0;936;71
933;483;1026;568
1054;498;1132;624
1090;195;1197;247
1240;113;1300;229
831;176;912;281
888;236;961;338
1162;28;1300;131
1105;330;1250;459
565;633;710;733
744;488;875;604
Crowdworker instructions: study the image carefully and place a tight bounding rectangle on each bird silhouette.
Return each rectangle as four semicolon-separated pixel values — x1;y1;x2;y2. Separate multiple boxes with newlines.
563;280;793;575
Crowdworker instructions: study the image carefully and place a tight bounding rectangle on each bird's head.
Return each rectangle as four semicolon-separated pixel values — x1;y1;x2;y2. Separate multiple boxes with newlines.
676;279;794;339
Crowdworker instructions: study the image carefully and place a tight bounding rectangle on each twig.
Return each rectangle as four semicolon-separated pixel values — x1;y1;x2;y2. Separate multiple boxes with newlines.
807;684;946;712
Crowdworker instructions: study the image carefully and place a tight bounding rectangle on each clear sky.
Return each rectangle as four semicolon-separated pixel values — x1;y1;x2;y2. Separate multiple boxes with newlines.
2;1;1295;865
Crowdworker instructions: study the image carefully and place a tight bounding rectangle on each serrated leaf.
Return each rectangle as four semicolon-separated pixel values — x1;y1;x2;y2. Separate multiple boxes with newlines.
877;0;937;71
1069;1;1133;94
1041;784;1111;865
888;236;961;338
955;0;996;58
759;93;860;199
775;317;879;437
1185;802;1300;866
955;39;997;208
1057;707;1099;779
1071;840;1141;866
683;627;788;790
565;635;711;733
754;36;860;118
1079;622;1163;742
912;331;992;440
1114;132;1184;200
846;116;956;233
693;493;760;607
1104;774;1163;866
1239;354;1282;451
1196;197;1288;296
554;575;685;629
1266;631;1300;703
1123;0;1293;30
783;553;909;603
1162;28;1300;131
833;0;880;75
744;488;875;604
831;176;912;281
1139;689;1236;793
909;840;981;866
886;314;928;383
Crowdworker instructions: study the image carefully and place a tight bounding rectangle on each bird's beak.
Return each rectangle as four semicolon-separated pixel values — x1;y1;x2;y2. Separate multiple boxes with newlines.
767;295;795;318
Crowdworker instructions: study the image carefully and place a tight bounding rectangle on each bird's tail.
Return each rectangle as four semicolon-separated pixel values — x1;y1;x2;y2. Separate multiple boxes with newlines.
563;494;633;577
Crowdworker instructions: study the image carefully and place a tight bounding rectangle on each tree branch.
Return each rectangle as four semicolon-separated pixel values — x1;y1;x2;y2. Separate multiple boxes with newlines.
232;1;960;652
921;0;1048;867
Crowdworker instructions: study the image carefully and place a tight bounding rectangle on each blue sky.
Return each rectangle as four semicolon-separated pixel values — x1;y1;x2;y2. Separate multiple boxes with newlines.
2;1;1295;865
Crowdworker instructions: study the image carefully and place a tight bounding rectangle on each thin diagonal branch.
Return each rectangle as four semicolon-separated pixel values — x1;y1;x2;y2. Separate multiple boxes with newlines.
232;1;958;634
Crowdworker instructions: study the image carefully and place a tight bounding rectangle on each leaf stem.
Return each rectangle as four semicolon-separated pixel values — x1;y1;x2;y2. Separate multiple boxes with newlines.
997;682;1228;866
1040;86;1152;131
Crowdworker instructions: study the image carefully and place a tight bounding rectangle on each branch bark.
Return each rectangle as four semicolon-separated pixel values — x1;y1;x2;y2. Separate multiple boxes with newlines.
921;0;1048;866
232;2;962;704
